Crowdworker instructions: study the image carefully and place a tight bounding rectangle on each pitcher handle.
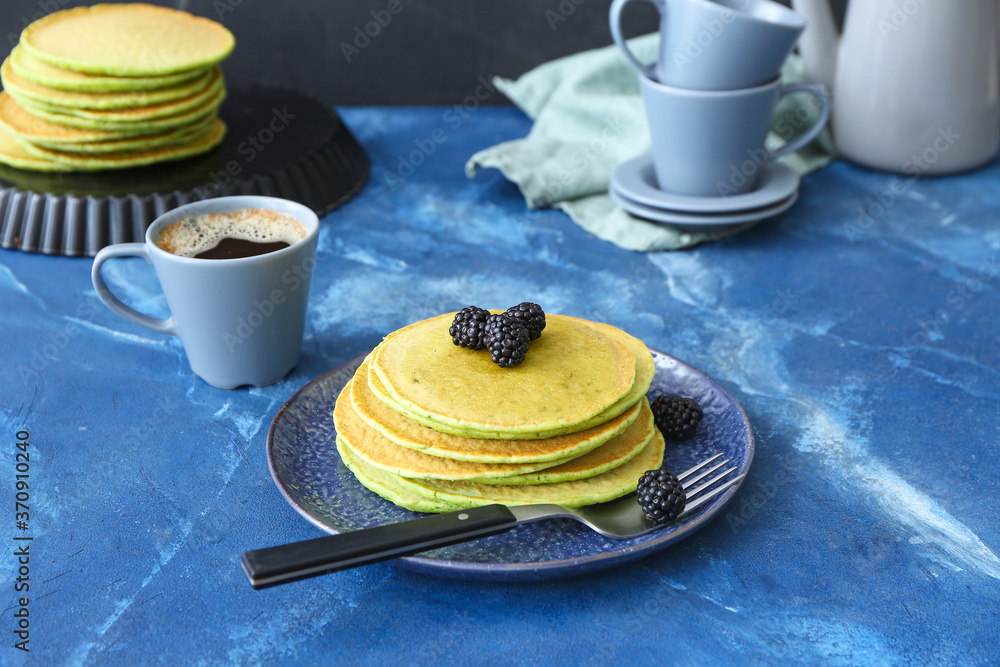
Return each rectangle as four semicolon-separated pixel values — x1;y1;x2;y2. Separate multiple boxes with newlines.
769;83;831;159
609;0;662;80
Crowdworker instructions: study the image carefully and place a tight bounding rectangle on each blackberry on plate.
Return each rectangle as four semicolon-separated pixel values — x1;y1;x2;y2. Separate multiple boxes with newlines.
450;306;490;349
484;314;530;367
651;395;703;441
504;302;546;341
636;468;686;525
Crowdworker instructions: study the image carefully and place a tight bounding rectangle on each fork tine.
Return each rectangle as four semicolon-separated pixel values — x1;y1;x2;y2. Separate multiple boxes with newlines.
685;466;737;498
680;458;731;490
681;473;745;515
676;452;723;481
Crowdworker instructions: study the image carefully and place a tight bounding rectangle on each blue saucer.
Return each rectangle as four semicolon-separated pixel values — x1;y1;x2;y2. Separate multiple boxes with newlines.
611;153;800;213
611;185;799;232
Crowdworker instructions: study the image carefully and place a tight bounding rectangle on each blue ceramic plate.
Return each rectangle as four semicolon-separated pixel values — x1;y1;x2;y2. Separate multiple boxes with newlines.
267;349;754;581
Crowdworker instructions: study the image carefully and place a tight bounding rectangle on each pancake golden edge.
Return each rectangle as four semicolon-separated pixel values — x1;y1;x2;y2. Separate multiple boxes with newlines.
372;313;635;434
10;46;207;92
0;123;64;171
12;68;223;121
37;119;225;170
370;313;637;438
369;317;655;439
469;398;654;485
395;431;666;509
13;85;225;132
0;92;173;144
20;4;235;77
14;116;215;155
367;352;649;441
337;437;460;513
2;119;226;172
336;380;578;480
351;356;641;463
1;57;215;110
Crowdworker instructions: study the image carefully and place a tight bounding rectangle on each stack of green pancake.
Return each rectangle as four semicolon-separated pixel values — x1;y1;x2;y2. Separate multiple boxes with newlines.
334;312;663;512
0;4;233;172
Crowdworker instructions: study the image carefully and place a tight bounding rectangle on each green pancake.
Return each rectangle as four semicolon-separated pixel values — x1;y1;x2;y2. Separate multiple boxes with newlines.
0;91;161;144
12;68;223;122
371;313;637;439
1;57;215;111
369;316;655;440
351;356;641;463
469;398;654;485
12;84;225;132
9;119;226;172
336;380;575;480
337;436;460;513
20;5;235;77
9;46;207;93
394;430;666;509
16;117;214;155
0;123;65;171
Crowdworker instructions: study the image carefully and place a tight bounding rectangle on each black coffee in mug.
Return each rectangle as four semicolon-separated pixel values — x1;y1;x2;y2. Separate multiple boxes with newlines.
156;207;307;260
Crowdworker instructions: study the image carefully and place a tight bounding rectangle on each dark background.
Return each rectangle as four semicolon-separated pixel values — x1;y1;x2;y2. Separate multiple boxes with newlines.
0;0;847;106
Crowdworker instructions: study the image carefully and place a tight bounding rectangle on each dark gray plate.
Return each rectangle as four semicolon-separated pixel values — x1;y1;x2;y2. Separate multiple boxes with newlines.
267;348;754;580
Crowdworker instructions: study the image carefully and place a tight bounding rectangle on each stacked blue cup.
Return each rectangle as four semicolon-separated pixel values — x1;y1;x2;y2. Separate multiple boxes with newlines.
610;0;829;197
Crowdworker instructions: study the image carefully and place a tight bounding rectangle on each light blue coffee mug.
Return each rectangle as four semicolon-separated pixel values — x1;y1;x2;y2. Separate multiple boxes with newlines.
92;196;320;389
639;74;829;196
610;0;806;90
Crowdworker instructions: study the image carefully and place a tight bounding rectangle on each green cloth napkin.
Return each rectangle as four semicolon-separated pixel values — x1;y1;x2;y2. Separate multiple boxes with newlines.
465;34;836;252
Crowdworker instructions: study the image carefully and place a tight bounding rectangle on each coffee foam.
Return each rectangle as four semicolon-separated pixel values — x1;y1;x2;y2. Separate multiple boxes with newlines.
156;207;308;258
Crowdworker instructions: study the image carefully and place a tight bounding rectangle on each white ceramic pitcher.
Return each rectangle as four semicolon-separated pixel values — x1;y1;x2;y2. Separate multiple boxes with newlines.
792;0;1000;174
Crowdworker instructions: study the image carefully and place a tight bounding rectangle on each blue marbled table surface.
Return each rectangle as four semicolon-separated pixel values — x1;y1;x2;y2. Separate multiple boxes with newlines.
1;107;998;666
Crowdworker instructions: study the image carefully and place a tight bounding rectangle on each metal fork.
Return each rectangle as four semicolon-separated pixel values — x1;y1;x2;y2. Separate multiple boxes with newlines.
242;453;744;588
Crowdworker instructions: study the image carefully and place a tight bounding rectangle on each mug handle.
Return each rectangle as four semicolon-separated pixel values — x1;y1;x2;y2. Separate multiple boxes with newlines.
769;83;831;159
609;0;662;79
91;243;177;336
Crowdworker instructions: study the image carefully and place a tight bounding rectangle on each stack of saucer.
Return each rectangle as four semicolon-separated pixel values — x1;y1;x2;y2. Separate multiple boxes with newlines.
0;4;233;172
610;153;800;231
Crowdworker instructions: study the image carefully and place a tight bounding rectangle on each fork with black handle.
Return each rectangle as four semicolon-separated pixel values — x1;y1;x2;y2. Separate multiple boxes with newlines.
242;452;742;588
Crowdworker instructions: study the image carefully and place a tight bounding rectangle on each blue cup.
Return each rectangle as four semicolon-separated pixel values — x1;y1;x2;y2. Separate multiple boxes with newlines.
610;0;805;90
639;74;829;196
92;196;320;389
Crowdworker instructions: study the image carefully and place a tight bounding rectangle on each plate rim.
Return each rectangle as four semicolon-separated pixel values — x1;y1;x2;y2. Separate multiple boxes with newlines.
265;346;755;579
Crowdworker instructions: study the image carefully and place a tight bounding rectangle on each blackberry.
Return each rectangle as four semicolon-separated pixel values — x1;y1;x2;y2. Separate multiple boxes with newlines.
636;468;686;525
449;306;490;350
505;302;546;341
484;314;530;367
651;395;703;441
